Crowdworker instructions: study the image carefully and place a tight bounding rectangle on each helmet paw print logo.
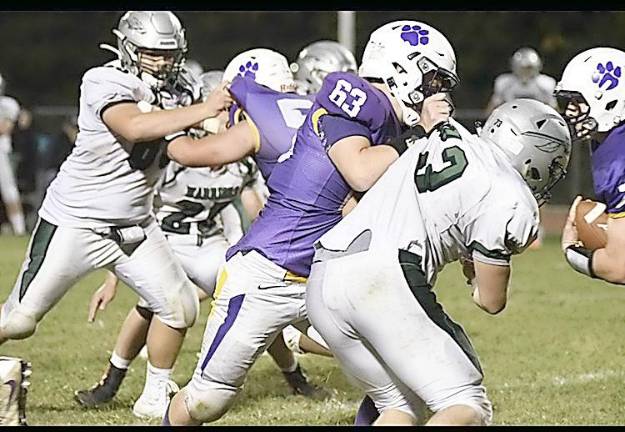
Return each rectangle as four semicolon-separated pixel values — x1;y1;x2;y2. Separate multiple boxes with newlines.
592;61;622;91
238;61;259;79
400;24;429;47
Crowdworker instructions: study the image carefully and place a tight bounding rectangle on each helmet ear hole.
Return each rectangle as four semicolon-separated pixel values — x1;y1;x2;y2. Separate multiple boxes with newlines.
606;100;618;111
536;119;546;129
530;166;542;181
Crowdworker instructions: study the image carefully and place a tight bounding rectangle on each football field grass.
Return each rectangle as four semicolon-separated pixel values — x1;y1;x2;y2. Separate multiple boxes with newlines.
1;234;624;425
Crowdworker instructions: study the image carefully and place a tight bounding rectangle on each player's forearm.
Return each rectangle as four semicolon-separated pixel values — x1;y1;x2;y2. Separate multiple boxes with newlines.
167;134;249;168
343;145;398;192
126;103;221;144
589;248;625;284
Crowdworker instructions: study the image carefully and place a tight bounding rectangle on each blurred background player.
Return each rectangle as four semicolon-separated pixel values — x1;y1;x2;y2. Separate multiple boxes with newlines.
291;40;357;95
558;48;625;286
164;19;456;425
485;47;558;249
485;47;557;115
184;59;204;79
74;69;327;418
0;73;26;235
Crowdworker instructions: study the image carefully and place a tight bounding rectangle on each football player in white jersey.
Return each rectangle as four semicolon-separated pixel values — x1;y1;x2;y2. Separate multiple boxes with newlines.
306;99;571;425
486;47;557;115
74;70;328;417
0;73;26;235
290;40;358;95
0;11;232;419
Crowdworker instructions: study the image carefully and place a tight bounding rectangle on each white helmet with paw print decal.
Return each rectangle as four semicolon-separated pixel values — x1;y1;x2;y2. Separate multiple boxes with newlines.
223;48;296;93
359;20;458;127
554;47;625;140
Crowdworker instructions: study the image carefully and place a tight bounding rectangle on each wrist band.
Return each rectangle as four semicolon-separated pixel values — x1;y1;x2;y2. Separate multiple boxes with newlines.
564;245;597;278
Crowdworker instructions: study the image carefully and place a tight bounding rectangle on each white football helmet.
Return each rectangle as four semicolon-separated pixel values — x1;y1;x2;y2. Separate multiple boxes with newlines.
511;47;542;84
480;99;572;206
359;20;458;127
554;47;625;140
291;40;358;94
104;11;187;90
223;48;296;93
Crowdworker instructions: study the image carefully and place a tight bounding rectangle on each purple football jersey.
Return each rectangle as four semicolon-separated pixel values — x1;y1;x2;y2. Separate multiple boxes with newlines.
227;72;402;276
592;123;625;215
228;76;314;179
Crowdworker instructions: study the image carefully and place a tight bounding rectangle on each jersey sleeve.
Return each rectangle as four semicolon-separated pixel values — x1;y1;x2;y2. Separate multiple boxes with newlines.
316;113;372;151
315;72;384;127
465;202;538;265
82;67;153;120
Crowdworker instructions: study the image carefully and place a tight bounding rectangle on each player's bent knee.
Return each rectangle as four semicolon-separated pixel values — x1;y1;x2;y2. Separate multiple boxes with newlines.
156;281;200;329
185;385;237;423
0;308;38;340
431;385;493;426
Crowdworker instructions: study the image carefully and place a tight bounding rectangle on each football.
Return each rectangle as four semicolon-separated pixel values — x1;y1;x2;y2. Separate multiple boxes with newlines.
574;199;609;250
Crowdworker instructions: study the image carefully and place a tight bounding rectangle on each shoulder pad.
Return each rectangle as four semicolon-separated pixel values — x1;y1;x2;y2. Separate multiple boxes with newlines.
493;74;513;91
315;72;384;125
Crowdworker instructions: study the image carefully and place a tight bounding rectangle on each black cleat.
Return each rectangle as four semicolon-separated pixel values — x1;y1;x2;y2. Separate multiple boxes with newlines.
282;364;331;401
74;362;127;408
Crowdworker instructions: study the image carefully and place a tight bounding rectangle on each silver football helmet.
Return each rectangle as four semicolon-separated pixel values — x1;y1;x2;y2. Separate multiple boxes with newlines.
199;70;224;101
107;11;187;90
511;47;542;84
291;40;358;94
480;98;572;206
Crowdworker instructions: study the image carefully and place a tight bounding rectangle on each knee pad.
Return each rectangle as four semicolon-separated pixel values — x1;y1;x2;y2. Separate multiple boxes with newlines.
282;325;303;354
184;384;238;423
155;280;200;329
180;282;200;328
1;308;37;340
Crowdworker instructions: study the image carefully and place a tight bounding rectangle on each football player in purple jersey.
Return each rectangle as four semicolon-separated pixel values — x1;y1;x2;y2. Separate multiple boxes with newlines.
558;48;625;284
164;20;458;426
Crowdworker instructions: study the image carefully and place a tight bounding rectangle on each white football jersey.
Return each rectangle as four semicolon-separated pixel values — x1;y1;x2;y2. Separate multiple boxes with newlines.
154;158;259;240
0;95;20;153
491;73;557;108
318;119;539;285
39;62;170;228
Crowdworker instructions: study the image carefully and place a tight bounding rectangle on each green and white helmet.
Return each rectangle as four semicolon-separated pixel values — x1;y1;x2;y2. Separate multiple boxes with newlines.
112;11;187;90
480;98;572;206
291;40;357;94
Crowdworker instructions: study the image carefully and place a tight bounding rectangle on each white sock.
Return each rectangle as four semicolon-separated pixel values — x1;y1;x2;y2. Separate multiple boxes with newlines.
110;352;131;370
143;361;173;394
8;212;25;235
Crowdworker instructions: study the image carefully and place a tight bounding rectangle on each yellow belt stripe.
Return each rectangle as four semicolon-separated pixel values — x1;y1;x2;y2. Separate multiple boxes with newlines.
208;267;228;320
284;271;307;283
609;212;625;219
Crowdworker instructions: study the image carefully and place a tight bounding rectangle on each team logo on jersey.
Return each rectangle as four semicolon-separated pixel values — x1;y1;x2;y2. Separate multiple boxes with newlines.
238;61;259;80
592;61;621;91
400;24;429;47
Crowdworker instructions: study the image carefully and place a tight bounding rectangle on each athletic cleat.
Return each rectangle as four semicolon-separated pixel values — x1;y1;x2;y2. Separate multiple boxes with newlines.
0;356;31;426
74;362;127;408
282;364;331;400
132;379;179;419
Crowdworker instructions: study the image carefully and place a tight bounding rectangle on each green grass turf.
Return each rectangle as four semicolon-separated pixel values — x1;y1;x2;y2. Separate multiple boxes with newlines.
0;234;624;425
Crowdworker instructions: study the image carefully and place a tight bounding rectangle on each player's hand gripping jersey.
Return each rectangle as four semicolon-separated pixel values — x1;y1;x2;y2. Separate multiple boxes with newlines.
591;124;625;218
154;159;259;240
319;119;539;284
39;62;191;228
227;75;314;179
228;72;403;277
